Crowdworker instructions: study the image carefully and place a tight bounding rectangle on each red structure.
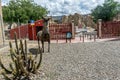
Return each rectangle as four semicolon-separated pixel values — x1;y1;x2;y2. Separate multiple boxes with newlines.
10;20;43;40
28;20;43;40
10;25;28;39
10;20;73;40
98;21;120;38
49;23;72;39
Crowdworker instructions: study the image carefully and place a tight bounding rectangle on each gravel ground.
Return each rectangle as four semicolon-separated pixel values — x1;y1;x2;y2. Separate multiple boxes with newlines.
0;41;120;80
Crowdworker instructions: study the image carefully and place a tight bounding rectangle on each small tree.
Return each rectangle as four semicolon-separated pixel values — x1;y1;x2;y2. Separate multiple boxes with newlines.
2;0;48;24
91;0;120;22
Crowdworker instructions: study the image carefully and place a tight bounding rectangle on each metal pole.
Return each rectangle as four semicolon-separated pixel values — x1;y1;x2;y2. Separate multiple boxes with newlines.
27;21;28;39
0;0;5;45
18;19;21;39
0;15;5;45
32;25;34;40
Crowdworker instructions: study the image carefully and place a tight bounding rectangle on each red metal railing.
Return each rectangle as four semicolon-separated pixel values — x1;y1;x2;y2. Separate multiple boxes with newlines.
101;21;120;38
10;25;28;39
98;21;120;38
10;21;73;40
49;23;72;39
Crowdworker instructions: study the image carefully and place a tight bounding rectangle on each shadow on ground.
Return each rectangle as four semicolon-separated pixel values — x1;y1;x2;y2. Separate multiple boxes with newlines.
29;48;38;54
106;38;120;41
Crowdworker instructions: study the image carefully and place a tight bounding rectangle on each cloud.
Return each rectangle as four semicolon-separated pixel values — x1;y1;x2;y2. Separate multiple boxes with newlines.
2;0;120;16
2;0;8;5
35;0;105;15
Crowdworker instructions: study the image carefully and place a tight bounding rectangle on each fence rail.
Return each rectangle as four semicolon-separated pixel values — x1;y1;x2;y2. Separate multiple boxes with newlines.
10;25;28;39
49;23;72;39
9;23;73;40
99;21;120;38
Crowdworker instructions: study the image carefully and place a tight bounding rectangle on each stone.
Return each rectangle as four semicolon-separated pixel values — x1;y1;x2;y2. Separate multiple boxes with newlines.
61;13;97;29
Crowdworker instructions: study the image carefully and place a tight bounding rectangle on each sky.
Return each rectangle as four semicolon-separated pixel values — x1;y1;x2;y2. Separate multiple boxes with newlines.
2;0;120;16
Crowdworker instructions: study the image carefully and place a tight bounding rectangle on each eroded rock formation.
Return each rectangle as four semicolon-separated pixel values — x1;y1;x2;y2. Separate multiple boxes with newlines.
61;13;97;28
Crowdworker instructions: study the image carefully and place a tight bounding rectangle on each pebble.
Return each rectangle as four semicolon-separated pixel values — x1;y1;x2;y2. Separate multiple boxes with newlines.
0;41;120;80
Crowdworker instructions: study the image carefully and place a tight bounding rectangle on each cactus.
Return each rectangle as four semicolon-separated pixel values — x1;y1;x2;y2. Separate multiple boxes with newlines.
0;32;43;80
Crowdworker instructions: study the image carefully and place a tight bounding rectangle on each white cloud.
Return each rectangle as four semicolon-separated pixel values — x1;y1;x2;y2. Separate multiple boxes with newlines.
35;0;105;15
2;0;120;16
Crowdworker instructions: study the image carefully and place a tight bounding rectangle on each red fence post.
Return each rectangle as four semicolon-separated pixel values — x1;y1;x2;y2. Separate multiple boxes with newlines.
71;20;75;39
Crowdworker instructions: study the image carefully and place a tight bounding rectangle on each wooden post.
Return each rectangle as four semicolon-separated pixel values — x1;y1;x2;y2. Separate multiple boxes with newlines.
87;33;89;39
94;33;96;42
80;35;81;41
83;33;84;43
56;25;58;43
90;34;92;40
57;36;58;43
71;20;75;38
98;19;102;39
66;38;67;43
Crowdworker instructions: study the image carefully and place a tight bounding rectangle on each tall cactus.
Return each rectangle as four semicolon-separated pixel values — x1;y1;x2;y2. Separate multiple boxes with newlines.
0;32;43;80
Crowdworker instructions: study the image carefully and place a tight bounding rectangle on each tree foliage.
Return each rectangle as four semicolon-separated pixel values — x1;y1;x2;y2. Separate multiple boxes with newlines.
2;0;48;23
91;0;120;22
